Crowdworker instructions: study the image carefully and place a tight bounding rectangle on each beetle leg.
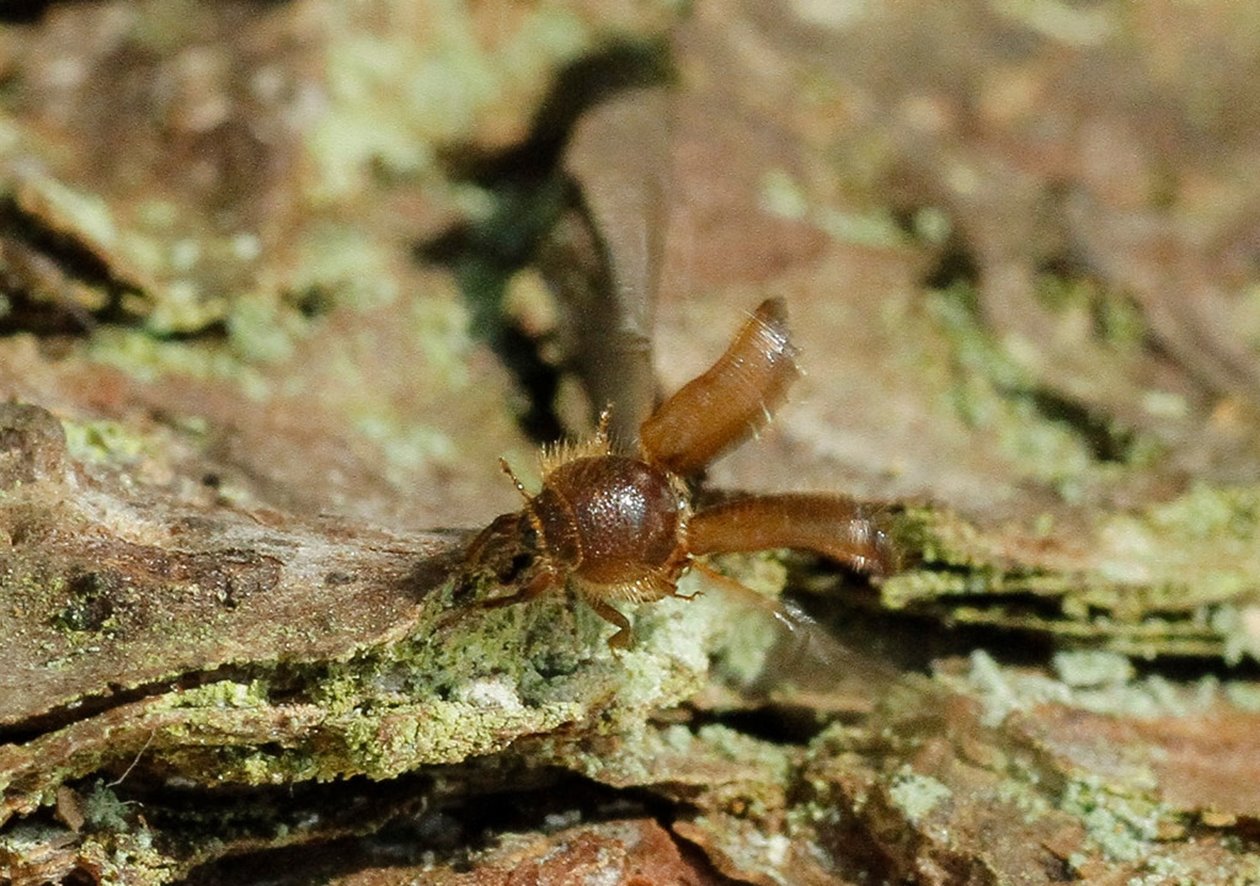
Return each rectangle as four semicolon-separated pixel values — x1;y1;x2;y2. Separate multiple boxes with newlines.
609;569;685;604
639;298;801;476
687;493;898;576
582;595;636;650
479;565;560;610
689;560;898;697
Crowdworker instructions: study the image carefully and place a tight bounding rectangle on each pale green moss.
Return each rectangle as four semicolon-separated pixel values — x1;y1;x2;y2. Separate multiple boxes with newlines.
990;0;1116;46
887;765;952;824
1060;776;1170;865
116;558;759;789
144;279;221;332
953;648;1234;726
696;723;792;781
6;543;853;873
1052;650;1135;688
409;294;474;388
0;823;74;856
913;205;953;246
89;330;271;399
164;679;271;710
676;553;786;689
309;2;592;200
1126;854;1198;886
759;168;810;221
349;402;455;474
27;175;118;251
883;483;1260;660
1223;682;1260;712
931;287;1100;493
957;650;1069;728
815;206;910;248
81;781;134;833
660;723;695;754
758;167;909;248
285;225;401;314
225;296;304;365
994;762;1055;825
61;419;148;466
93;826;175;886
331;698;582;780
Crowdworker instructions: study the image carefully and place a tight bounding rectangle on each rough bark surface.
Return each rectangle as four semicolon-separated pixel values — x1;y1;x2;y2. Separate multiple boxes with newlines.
3;1;1260;884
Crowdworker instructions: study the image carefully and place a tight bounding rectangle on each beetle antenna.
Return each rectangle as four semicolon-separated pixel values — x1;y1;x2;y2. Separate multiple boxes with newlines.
498;457;532;502
595;406;613;451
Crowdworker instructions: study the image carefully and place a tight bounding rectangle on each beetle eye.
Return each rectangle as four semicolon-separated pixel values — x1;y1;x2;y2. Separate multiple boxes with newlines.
497;551;534;584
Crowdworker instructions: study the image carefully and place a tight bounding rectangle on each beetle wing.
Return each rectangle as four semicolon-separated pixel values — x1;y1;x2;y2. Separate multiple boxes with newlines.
639;298;800;476
687;493;898;575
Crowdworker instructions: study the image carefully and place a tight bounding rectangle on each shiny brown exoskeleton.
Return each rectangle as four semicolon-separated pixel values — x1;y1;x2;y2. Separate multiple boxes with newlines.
464;298;896;649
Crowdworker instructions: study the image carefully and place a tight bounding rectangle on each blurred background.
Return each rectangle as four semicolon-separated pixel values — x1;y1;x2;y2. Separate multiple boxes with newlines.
3;0;1259;534
4;1;1260;881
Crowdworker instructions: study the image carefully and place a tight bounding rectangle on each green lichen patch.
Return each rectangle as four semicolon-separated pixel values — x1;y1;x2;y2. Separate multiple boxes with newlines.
949;649;1237;728
1052;649;1136;688
92;563;753;791
925;283;1158;498
61;418;158;468
887;765;953;825
881;482;1260;660
1060;776;1172;867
